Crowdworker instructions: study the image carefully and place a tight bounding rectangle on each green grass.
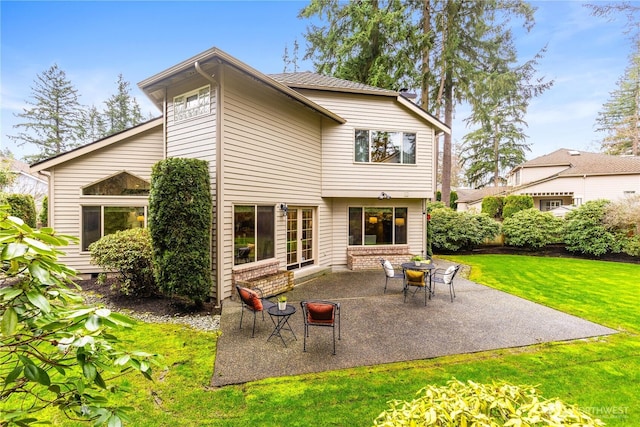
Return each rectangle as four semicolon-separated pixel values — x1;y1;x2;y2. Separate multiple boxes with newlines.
19;256;640;425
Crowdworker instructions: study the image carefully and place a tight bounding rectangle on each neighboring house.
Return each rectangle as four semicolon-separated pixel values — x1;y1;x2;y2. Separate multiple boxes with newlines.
1;156;48;209
457;148;640;213
31;46;449;304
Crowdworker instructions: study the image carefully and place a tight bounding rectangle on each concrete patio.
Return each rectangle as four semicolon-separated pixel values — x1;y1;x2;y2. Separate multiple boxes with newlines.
211;261;616;387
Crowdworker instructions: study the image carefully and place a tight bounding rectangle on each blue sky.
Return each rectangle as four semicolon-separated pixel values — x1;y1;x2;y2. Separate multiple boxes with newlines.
0;1;635;162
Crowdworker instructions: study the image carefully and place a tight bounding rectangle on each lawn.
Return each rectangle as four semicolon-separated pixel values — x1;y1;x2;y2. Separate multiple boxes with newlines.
39;255;640;425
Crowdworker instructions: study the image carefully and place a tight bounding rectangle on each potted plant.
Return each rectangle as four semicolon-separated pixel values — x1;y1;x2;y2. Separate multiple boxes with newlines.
411;255;424;266
277;295;288;311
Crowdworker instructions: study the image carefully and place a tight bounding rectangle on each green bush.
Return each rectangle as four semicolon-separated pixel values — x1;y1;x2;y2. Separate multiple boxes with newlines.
2;193;37;227
39;195;48;227
481;195;504;219
564;200;616;256
373;379;604;426
430;207;501;252
503;208;564;249
149;158;212;305
502;194;533;219
89;227;157;297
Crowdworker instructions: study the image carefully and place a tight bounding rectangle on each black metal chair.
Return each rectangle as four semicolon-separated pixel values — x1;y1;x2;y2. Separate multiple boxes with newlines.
300;300;341;355
236;285;276;337
380;258;404;293
432;265;460;302
403;269;429;306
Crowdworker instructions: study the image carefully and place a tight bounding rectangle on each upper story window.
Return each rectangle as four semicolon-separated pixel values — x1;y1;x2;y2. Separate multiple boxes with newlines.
83;172;150;196
355;130;416;164
174;85;210;122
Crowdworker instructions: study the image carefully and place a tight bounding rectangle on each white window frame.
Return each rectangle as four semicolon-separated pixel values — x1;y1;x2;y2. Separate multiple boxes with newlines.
354;129;417;164
173;85;210;123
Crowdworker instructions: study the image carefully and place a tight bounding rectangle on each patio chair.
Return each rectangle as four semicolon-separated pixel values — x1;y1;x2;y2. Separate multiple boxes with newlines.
431;265;460;302
236;285;276;337
403;269;429;306
380;258;404;294
300;300;341;355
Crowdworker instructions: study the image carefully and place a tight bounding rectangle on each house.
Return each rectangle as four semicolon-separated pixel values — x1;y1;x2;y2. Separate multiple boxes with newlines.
1;156;48;209
30;46;449;304
456;148;640;213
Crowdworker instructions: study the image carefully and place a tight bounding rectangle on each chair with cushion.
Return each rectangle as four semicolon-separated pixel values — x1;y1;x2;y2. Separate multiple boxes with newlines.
403;269;430;306
431;265;460;302
380;258;404;294
236;285;276;337
300;300;341;355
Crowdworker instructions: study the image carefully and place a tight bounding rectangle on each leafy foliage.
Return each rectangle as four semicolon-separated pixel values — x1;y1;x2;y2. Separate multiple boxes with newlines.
39;195;48;227
481;195;504;220
89;228;157;297
0;205;158;426
502;194;533;219
149;158;212;305
564;200;616;256
502;208;564;249
430;207;501;252
373;379;604;426
2;193;37;228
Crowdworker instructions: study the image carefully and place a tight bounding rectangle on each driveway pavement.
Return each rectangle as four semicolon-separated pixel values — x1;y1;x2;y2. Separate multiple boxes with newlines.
211;262;616;387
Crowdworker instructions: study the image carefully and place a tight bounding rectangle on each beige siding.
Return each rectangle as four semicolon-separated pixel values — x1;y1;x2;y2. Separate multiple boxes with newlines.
298;90;436;199
515;175;640;204
219;68;326;299
518;165;568;185
49;127;164;273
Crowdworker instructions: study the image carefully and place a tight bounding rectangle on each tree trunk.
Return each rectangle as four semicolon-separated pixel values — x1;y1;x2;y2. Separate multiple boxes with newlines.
441;77;453;207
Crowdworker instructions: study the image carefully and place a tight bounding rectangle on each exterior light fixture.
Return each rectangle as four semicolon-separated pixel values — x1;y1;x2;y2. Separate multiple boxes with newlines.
378;192;391;200
280;203;288;217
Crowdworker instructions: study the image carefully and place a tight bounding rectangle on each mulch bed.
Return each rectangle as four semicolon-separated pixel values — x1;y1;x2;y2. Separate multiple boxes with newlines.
78;277;221;317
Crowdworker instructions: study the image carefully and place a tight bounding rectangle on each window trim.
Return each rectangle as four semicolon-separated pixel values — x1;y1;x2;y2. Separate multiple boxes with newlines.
348;206;408;246
173;85;211;123
354;129;417;165
233;204;276;266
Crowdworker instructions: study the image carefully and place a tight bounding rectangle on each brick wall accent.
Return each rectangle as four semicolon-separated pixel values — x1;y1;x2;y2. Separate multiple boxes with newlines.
347;245;413;270
232;260;294;299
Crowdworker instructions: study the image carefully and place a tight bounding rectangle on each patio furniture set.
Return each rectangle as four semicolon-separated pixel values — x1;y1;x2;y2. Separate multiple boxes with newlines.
380;258;460;306
236;285;341;355
234;259;459;355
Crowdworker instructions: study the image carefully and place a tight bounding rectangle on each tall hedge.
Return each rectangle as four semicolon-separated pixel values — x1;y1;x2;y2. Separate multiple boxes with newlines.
3;194;37;227
430;207;501;252
503;208;564;249
564;199;615;256
481;196;504;219
39;196;48;227
149;158;212;305
502;195;534;219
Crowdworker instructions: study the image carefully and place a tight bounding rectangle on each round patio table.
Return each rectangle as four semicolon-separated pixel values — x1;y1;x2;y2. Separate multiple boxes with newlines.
267;304;297;347
401;262;435;296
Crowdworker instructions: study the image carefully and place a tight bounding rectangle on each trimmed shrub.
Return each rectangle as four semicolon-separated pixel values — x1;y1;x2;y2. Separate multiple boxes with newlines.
149;158;212;305
481;195;504;219
503;208;564;249
3;193;37;227
430;207;501;252
39;195;48;227
373;379;604;426
89;227;156;296
502;194;534;219
564;200;615;256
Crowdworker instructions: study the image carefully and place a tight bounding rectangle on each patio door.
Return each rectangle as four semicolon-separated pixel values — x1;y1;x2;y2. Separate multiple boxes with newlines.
286;207;314;270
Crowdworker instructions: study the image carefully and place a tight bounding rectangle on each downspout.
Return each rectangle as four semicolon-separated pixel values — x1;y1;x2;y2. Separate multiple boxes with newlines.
194;61;222;307
163;88;168;159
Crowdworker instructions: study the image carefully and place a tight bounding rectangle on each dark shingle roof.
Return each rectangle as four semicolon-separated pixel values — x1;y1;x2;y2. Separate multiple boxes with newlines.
269;72;398;96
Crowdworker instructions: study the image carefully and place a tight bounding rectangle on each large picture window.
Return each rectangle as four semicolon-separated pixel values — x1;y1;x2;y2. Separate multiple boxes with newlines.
82;206;146;251
234;205;275;265
355;130;416;164
348;207;407;245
